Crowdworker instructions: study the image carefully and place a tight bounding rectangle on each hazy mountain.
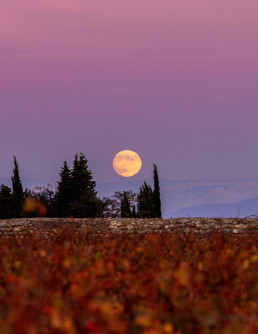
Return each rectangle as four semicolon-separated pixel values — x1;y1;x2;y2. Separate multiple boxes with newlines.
169;197;258;218
2;175;258;218
96;178;258;218
0;177;50;190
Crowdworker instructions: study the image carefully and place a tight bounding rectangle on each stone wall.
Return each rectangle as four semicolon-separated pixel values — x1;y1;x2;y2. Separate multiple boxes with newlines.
0;217;257;238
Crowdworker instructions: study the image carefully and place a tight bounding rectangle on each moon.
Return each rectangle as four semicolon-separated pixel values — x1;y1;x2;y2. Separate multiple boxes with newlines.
113;150;142;177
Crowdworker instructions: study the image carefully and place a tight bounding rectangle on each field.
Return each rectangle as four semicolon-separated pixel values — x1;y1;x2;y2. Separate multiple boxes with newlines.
0;231;257;334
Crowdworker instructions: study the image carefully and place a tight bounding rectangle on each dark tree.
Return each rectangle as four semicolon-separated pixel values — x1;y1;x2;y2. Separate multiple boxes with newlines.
121;191;131;218
55;161;73;217
97;197;115;218
131;205;137;218
31;184;55;217
137;182;155;218
109;190;137;217
0;185;13;219
71;154;96;200
153;164;162;218
11;156;24;217
70;153;100;217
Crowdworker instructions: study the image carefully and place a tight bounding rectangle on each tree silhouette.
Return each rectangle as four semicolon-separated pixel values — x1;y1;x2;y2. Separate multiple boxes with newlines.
55;161;73;217
121;191;132;218
24;185;53;218
70;153;100;217
137;182;155;218
109;190;137;217
153;164;162;218
0;185;13;219
11;156;24;217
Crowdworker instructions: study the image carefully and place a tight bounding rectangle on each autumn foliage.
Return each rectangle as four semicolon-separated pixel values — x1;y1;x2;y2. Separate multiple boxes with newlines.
0;231;257;334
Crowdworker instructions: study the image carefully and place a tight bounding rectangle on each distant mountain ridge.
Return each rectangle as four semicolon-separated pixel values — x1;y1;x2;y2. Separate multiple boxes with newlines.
2;176;258;218
0;177;49;190
96;178;258;218
169;197;258;218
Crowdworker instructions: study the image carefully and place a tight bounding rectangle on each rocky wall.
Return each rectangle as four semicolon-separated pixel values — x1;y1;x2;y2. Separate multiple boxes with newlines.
0;217;257;238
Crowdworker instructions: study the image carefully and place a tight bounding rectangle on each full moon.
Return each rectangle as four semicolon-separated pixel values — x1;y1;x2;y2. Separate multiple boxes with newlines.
113;150;142;177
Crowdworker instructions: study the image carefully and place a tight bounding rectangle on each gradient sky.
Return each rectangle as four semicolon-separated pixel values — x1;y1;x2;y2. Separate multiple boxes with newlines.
1;0;258;190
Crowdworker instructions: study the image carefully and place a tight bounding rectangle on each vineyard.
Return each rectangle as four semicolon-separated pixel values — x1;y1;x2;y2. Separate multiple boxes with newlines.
0;230;257;333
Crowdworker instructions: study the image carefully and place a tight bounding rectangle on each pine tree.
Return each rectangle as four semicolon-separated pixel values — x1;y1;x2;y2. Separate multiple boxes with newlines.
11;156;24;217
55;161;73;217
71;154;96;199
153;164;162;218
121;191;131;218
137;182;155;218
70;153;100;217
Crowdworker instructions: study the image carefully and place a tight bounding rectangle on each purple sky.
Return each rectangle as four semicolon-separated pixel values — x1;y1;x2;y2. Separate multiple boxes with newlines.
1;0;258;192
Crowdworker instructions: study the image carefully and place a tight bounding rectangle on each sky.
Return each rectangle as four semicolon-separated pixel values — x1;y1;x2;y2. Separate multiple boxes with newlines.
1;0;258;210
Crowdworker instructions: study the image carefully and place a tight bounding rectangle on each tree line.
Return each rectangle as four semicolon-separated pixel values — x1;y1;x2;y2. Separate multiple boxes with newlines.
0;154;162;219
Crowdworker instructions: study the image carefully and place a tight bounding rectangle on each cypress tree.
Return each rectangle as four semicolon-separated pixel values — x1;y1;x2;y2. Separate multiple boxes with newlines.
121;191;131;218
11;156;24;217
153;164;162;218
55;161;73;217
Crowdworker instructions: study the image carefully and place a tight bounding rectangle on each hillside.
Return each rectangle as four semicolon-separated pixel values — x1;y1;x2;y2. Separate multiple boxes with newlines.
170;197;258;218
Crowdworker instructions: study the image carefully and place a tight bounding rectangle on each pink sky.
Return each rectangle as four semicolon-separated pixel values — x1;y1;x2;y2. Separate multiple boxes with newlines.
1;0;258;190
